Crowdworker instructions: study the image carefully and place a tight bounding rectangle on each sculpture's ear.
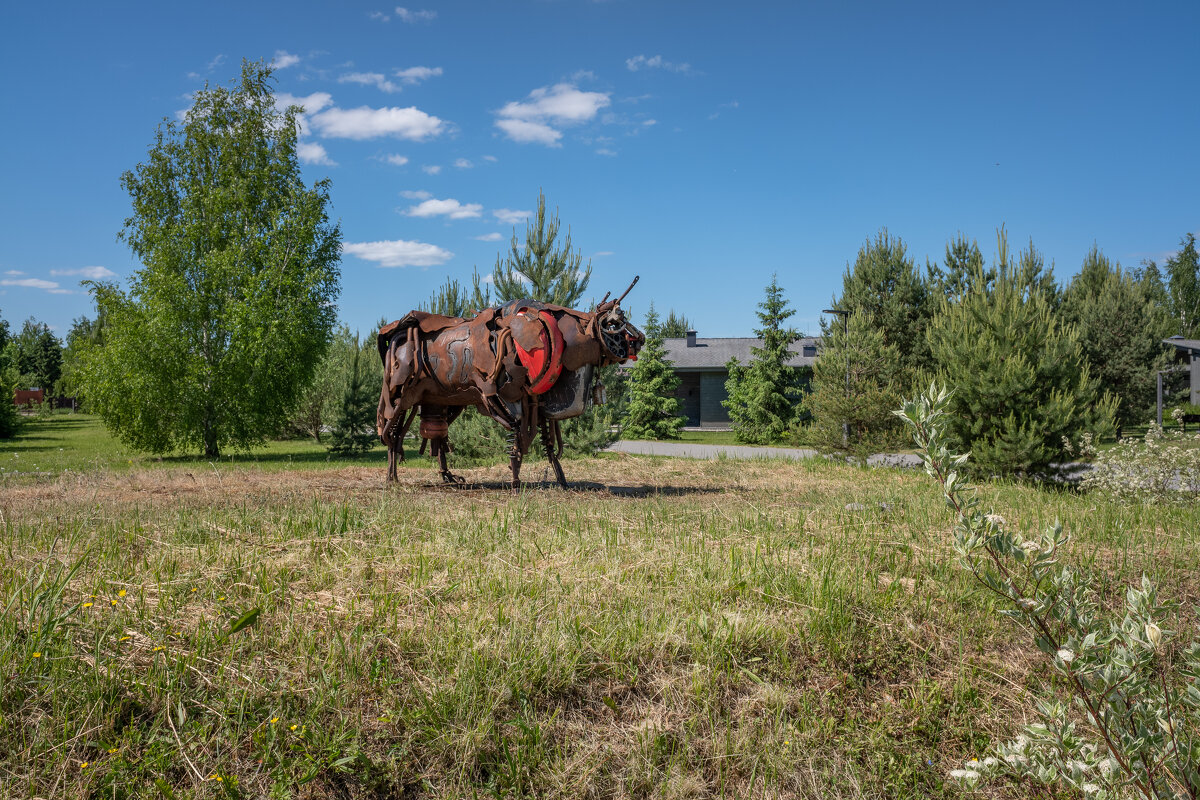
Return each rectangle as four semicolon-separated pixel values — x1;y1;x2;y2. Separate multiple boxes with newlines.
378;320;403;362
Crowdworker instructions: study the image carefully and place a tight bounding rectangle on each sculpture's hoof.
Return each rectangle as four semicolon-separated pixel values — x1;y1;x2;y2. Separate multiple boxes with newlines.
441;471;465;485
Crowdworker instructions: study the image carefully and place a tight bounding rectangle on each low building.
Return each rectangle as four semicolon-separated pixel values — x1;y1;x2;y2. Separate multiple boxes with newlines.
658;330;819;428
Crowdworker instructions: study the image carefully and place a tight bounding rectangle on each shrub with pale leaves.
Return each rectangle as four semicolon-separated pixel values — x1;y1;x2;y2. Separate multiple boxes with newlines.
1082;425;1200;504
896;384;1200;800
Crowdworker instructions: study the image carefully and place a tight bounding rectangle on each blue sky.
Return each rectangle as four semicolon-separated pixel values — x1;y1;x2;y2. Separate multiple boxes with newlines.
2;1;1198;340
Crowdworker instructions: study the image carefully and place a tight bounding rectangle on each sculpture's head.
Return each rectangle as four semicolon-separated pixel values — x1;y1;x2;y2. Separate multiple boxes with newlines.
594;276;645;364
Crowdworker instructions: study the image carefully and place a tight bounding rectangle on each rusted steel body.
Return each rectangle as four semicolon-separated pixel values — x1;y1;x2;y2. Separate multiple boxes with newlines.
376;279;645;488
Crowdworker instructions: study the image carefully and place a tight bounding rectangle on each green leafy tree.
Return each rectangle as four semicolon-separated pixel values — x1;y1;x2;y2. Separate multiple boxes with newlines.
291;326;357;442
723;275;801;444
1166;232;1200;337
13;318;62;392
836;229;933;373
659;310;692;339
0;312;19;438
622;304;685;440
803;310;908;462
80;61;341;457
1062;246;1172;434
328;336;378;456
492;190;591;307
56;313;106;404
927;229;1114;477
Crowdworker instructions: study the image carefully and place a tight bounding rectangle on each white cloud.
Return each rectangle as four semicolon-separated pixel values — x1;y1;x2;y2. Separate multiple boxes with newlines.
394;66;442;85
276;91;334;115
474;232;503;242
453;158;473;169
593;251;614;257
395;7;436;22
1;277;66;293
343;239;452;267
495;83;610;147
596;148;617;157
309;105;445;140
400;189;431;199
496;118;562;146
369;10;390;21
642;119;657;126
422;164;442;175
625;54;692;73
482;155;498;162
499;83;610;123
4;269;25;276
273;50;301;69
206;54;226;72
339;72;400;93
297;141;337;166
405;198;482;219
493;208;531;225
384;154;410;166
50;266;117;280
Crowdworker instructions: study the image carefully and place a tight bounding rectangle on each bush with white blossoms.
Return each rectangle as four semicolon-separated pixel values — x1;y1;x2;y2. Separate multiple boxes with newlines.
1081;421;1200;504
896;384;1200;799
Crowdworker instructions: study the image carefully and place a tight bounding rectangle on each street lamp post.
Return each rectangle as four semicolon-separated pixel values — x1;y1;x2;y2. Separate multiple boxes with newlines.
823;307;850;445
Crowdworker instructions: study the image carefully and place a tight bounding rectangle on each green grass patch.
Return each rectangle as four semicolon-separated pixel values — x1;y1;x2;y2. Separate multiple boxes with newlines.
2;426;1198;798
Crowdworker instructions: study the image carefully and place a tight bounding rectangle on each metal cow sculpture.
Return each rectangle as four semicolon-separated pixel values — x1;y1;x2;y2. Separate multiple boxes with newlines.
376;277;645;489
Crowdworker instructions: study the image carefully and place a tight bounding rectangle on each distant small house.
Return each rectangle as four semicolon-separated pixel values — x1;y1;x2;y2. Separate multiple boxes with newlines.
651;330;819;428
1163;337;1200;405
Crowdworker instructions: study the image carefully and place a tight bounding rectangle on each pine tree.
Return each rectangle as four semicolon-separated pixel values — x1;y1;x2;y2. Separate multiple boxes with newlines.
423;268;492;318
723;275;801;444
492;190;591;307
927;229;1115;477
1062;246;1172;434
328;336;378;456
803;310;908;463
622;304;685;440
928;234;990;302
837;229;933;372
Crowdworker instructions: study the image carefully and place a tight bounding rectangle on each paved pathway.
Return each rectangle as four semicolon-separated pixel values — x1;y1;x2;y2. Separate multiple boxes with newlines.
607;440;924;468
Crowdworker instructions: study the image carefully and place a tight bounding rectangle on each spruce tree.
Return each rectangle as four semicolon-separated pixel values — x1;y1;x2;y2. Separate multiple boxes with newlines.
328;336;378;456
723;275;801;444
659;310;692;338
927;229;1115;477
1062;246;1171;434
492;190;591;307
622;304;685;440
423;268;492;318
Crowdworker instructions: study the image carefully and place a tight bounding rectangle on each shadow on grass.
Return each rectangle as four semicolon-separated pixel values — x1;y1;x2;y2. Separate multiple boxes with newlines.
158;448;395;466
418;479;726;497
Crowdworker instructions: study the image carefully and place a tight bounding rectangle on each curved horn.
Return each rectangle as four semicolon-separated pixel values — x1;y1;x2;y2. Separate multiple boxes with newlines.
615;275;640;305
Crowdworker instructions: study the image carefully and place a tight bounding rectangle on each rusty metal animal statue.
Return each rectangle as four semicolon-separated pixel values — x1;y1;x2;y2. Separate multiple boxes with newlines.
376;276;645;489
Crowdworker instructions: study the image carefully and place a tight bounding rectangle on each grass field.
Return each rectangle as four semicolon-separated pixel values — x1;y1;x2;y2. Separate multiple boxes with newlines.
3;414;1198;798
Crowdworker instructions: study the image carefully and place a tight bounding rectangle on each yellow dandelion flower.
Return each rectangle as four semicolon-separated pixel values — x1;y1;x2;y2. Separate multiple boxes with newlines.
270;717;279;724
218;596;226;601
118;636;131;642
111;600;118;606
118;589;127;598
191;587;198;593
81;762;89;769
32;652;41;658
290;724;298;731
82;602;94;608
152;646;165;652
208;774;223;782
108;748;118;754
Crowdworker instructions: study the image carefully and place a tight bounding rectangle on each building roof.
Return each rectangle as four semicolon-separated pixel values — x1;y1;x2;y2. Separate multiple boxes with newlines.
660;336;820;370
1164;337;1200;354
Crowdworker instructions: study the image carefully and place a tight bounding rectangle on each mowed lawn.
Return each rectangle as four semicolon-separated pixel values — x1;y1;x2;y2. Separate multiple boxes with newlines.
2;415;1198;798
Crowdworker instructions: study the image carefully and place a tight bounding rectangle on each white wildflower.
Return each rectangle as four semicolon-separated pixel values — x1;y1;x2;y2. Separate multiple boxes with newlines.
1021;540;1039;555
1083;783;1100;795
1057;648;1075;664
1145;622;1163;652
985;513;1007;528
949;768;981;782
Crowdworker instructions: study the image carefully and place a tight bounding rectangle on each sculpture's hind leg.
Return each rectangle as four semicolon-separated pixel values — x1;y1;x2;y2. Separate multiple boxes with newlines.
540;417;568;489
435;437;464;484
